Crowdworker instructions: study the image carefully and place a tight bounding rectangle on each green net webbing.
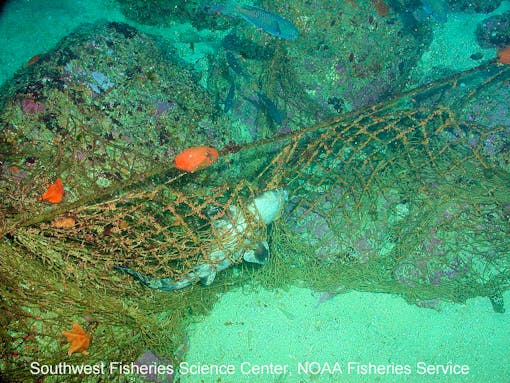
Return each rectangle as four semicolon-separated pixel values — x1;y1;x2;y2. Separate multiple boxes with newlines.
1;58;509;380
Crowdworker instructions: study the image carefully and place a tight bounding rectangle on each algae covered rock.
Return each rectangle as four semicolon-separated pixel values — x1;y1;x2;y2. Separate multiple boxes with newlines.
285;0;429;114
116;0;227;31
448;0;503;14
204;0;430;141
0;22;237;380
476;11;510;48
0;21;228;234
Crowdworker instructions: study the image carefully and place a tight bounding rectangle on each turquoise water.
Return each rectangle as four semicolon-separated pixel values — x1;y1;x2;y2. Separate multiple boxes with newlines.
1;1;510;382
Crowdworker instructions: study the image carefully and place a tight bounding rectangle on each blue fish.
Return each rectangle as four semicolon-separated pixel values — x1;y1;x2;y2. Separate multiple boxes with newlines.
223;79;236;112
421;0;447;23
226;51;248;78
207;2;299;39
256;92;286;124
244;92;286;124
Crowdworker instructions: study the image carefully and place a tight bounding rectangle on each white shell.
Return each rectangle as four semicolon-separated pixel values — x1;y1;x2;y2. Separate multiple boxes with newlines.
249;189;289;224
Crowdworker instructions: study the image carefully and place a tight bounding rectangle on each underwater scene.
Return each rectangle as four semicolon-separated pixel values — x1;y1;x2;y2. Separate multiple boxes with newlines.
1;0;510;382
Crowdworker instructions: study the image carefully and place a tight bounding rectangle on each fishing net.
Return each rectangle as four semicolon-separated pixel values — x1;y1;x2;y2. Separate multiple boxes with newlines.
1;20;509;383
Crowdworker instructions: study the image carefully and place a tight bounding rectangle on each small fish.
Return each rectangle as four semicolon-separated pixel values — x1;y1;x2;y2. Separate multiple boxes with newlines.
489;293;505;313
420;0;447;23
174;146;219;172
313;291;337;308
39;178;64;203
207;2;299;39
226;51;247;78
256;92;286;124
244;92;286;124
223;79;236;113
51;216;76;229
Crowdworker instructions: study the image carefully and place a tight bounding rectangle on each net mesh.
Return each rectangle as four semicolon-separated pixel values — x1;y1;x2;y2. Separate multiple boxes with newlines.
1;59;510;380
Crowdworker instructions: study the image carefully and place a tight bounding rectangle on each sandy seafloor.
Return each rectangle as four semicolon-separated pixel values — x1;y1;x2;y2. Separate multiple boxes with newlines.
1;1;510;382
181;287;510;383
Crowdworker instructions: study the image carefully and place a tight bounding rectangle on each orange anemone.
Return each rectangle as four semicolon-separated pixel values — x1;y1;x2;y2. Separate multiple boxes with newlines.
39;178;64;203
497;46;510;64
174;146;219;172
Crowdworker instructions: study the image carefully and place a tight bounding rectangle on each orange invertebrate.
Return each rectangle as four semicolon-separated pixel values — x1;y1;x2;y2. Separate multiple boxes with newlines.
39;178;64;204
174;146;219;172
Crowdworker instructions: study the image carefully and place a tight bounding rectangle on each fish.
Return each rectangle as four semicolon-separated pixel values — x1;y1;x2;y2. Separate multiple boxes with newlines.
256;92;286;124
174;146;219;172
206;2;299;39
226;51;247;78
39;178;64;203
223;79;236;113
420;0;447;23
51;216;76;229
116;189;288;290
244;92;286;124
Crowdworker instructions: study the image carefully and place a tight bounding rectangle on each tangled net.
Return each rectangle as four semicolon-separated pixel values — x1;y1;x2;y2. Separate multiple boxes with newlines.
1;45;509;381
